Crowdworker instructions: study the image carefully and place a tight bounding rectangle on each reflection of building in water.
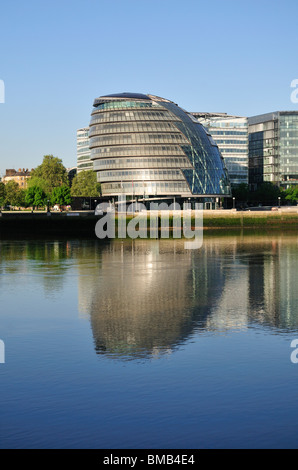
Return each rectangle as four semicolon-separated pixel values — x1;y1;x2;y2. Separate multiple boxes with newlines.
279;245;298;328
75;235;298;360
246;238;298;330
205;262;249;331
82;239;228;359
73;240;105;318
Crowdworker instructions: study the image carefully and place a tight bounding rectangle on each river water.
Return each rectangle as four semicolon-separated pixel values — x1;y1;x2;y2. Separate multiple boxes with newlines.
0;232;298;449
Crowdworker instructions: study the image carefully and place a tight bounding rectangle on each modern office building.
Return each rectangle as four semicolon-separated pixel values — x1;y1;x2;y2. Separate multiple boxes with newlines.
77;127;92;173
248;111;298;190
192;112;248;187
89;93;231;202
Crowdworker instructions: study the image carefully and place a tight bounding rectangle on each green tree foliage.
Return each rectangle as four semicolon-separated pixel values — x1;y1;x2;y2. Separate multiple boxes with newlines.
15;189;26;207
232;183;249;203
27;175;49;193
50;185;72;206
4;181;21;206
0;182;5;207
70;170;101;197
30;155;68;194
284;186;298;203
25;185;48;209
249;182;283;206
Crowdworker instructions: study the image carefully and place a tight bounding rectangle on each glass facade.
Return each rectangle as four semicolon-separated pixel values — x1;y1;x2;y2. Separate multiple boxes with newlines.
192;113;248;187
248;112;298;189
89;93;231;198
77;127;92;173
279;113;298;186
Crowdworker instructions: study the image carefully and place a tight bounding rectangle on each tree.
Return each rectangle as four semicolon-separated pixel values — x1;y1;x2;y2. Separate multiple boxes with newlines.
0;182;5;207
27;175;49;193
284;186;298;203
70;170;101;197
50;185;72;206
232;183;249;204
30;155;68;194
249;182;282;206
4;181;20;207
15;189;26;207
25;185;48;209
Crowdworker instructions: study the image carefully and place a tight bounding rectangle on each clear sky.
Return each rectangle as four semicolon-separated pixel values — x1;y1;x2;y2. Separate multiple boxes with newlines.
0;0;298;173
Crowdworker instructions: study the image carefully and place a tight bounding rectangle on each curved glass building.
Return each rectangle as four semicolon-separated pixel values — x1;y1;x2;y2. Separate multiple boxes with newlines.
89;93;231;200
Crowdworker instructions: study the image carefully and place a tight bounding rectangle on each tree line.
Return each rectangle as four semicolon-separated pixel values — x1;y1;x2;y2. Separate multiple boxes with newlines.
232;182;298;207
0;155;101;210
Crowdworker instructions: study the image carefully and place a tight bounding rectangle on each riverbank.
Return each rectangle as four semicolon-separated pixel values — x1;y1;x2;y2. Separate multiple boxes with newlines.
0;209;297;238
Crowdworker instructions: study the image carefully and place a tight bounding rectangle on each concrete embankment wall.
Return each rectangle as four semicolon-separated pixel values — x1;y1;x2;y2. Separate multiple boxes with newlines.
0;210;297;238
201;209;298;229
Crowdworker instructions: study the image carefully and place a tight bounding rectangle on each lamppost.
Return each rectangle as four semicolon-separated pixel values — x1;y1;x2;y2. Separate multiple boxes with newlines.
278;196;281;208
47;199;50;212
233;197;235;209
94;199;97;214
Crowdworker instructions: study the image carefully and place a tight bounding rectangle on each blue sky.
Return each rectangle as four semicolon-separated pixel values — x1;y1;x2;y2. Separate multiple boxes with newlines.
0;0;297;172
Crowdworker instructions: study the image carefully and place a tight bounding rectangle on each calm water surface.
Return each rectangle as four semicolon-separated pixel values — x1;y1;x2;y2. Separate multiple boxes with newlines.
0;232;298;449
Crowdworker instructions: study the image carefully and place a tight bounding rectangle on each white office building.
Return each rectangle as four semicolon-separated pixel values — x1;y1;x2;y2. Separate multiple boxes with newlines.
77;127;92;173
192;113;248;186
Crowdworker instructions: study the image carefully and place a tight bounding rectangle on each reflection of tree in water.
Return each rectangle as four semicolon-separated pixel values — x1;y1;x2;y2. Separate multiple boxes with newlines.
0;241;70;294
0;240;104;295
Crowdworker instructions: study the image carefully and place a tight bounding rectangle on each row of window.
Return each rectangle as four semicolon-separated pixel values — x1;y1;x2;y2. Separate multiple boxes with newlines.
208;121;247;129
225;165;248;171
77;155;92;161
99;169;184;182
224;157;247;162
90;110;177;125
101;180;190;195
216;140;247;145
93;101;161;112
210;130;247;136
280;140;298;147
229;174;248;180
78;162;93;169
93;157;191;169
91;144;186;157
90;133;189;147
220;149;247;153
89;121;179;137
